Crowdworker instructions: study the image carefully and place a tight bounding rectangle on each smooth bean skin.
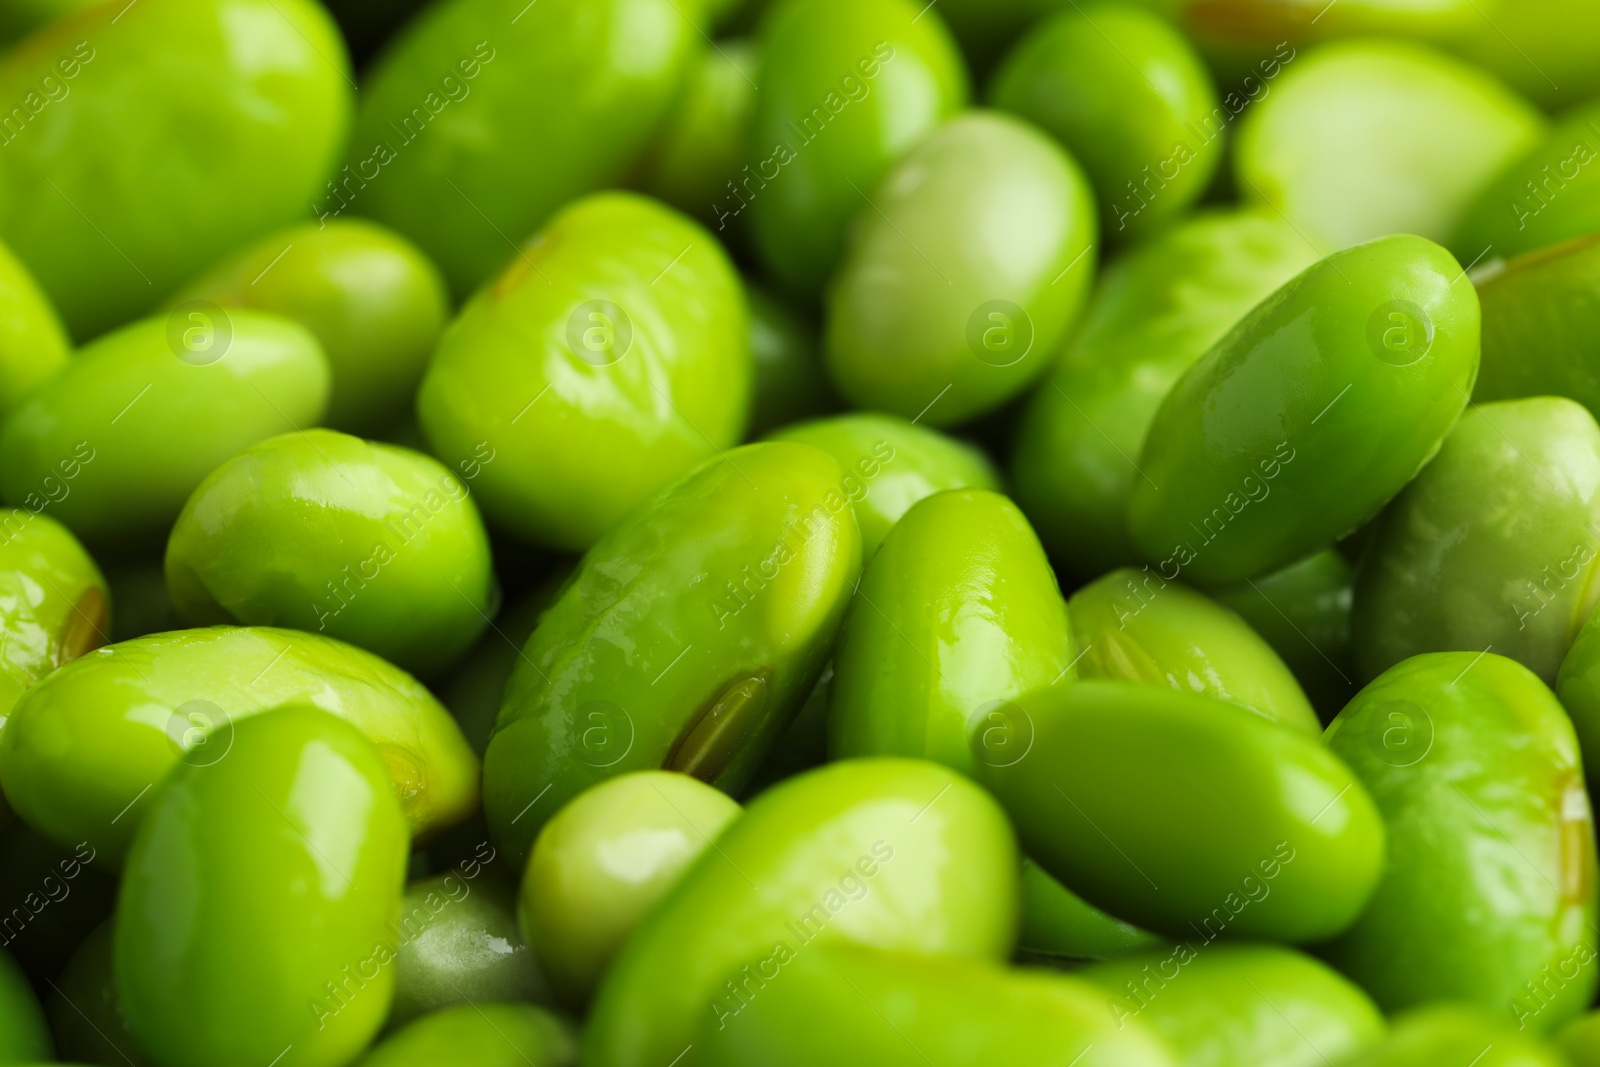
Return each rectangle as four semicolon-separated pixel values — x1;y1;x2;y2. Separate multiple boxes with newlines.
1069;567;1319;733
989;5;1220;240
0;948;50;1064
583;759;1018;1067
636;42;759;232
1213;549;1357;720
1345;1005;1565;1067
1323;652;1597;1028
115;707;408;1067
1445;0;1600;110
164;429;495;678
483;442;860;863
443;572;569;758
1018;857;1164;963
359;1003;576;1067
1078;944;1385;1067
1010;210;1320;576
1472;236;1600;419
0;311;330;552
1128;233;1481;586
47;921;152;1067
745;0;968;297
0;241;68;418
0;511;108;728
974;680;1384;942
0;0;351;341
389;872;546;1029
1235;40;1544;253
168;220;450;435
829;490;1074;774
745;287;831;438
769;414;999;556
698;944;1176;1067
824;111;1096;426
520;771;741;1009
0;626;478;866
1352;399;1600;686
417;192;749;552
349;0;697;297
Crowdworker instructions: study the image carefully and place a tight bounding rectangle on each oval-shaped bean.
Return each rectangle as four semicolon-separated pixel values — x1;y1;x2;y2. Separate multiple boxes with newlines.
0;626;478;866
164;429;496;678
582;758;1019;1067
0;240;68;417
1323;652;1597;1029
1018;857;1164;963
0;0;351;340
990;4;1221;240
745;0;968;296
1128;233;1480;586
1010;209;1320;577
829;489;1073;773
1352;399;1600;685
417;192;749;552
1472;236;1600;419
0;511;107;725
483;442;860;863
47;920;152;1067
0;311;330;552
169;220;449;436
769;414;999;555
974;680;1384;942
520;771;741;1009
115;706;408;1067
745;286;830;438
348;0;696;297
823;111;1096;426
1235;40;1544;252
1069;567;1319;732
358;1002;575;1067
1078;943;1385;1067
1346;1004;1566;1067
636;41;759;232
697;944;1176;1067
0;947;50;1063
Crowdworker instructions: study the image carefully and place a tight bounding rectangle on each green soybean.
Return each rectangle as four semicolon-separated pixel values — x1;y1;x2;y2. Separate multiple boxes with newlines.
1445;0;1600;110
0;511;108;726
1068;567;1319;733
520;771;741;1009
0;947;50;1064
417;192;749;552
582;758;1019;1067
1352;399;1600;685
1078;943;1385;1067
359;1003;576;1067
115;706;408;1067
1556;610;1600;794
0;0;351;340
164;429;496;679
1017;858;1164;963
823;111;1096;426
745;0;968;297
0;626;479;866
769;414;999;556
746;286;831;438
169;220;450;436
1323;652;1598;1029
1009;210;1320;577
1472;236;1600;419
974;680;1384;942
483;442;860;863
636;41;759;232
0;311;330;553
990;4;1221;240
1128;233;1481;586
0;240;68;417
829;489;1072;773
349;0;697;297
1345;1004;1566;1067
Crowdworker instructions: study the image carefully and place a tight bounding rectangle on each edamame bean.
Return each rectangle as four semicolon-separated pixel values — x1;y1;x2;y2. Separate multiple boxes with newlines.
1068;567;1320;733
115;706;409;1067
823;111;1096;426
974;680;1384;942
0;511;107;727
1344;1004;1566;1067
519;771;741;1009
1017;857;1163;963
636;42;759;232
1472;236;1600;419
1556;611;1600;794
1128;233;1481;586
164;429;496;678
0;311;330;552
0;0;351;340
358;1003;575;1067
990;4;1221;239
745;0;968;296
483;442;860;863
829;489;1074;774
0;626;479;865
0;947;50;1064
416;192;749;552
582;758;1019;1067
1351;398;1600;685
0;241;67;418
168;220;450;435
1323;652;1598;1029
